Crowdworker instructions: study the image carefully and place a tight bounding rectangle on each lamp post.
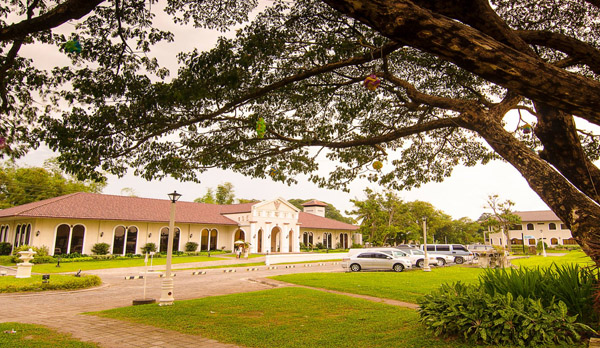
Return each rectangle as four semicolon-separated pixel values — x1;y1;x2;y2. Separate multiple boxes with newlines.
159;190;181;306
422;217;431;272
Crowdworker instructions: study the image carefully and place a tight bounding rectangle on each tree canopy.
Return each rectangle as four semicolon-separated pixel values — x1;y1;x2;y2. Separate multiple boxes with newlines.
2;1;600;262
0;160;105;208
348;188;482;245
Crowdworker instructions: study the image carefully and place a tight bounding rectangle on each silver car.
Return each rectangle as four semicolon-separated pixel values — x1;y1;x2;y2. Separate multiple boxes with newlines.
394;247;443;267
342;251;412;272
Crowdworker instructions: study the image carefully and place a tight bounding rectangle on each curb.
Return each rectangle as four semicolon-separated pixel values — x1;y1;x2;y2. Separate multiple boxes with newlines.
191;271;206;275
124;275;143;280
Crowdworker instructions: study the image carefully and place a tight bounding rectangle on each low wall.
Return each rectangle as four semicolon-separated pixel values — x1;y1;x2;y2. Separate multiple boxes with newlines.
265;252;349;265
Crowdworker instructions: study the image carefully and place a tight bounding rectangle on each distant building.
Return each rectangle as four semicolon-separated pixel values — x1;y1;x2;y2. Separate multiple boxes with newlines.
487;210;576;247
0;192;360;255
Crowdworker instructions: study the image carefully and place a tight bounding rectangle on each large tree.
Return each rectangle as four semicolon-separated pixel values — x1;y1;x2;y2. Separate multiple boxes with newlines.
2;1;600;262
0;160;105;208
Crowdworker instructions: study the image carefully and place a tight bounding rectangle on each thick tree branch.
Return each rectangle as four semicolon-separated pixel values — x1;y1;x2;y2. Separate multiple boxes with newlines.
0;0;105;41
322;0;600;122
515;29;600;75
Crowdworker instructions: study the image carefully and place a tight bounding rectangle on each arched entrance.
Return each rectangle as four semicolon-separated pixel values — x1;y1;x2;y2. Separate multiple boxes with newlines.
234;229;245;242
340;233;349;249
257;229;263;253
271;226;281;252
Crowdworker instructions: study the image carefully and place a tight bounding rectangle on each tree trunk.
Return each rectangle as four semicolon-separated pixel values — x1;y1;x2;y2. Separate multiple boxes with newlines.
469;113;600;265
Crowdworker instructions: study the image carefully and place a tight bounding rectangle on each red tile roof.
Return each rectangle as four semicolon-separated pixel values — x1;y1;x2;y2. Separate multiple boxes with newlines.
298;212;358;230
301;199;328;207
0;193;359;231
0;192;238;225
515;210;561;222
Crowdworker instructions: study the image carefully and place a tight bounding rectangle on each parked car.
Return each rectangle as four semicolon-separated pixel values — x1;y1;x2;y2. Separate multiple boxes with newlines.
419;244;474;264
342;251;412;272
393;247;442;267
466;244;496;257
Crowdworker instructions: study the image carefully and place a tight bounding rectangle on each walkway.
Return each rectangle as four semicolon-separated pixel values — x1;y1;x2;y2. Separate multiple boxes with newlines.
0;258;353;347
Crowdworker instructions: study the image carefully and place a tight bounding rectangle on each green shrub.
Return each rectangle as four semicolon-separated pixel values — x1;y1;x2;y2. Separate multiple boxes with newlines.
479;264;598;326
91;242;110;255
0;242;12;255
418;282;594;346
0;274;101;293
141;243;157;253
185;242;199;252
31;256;56;264
351;243;362;249
12;244;49;256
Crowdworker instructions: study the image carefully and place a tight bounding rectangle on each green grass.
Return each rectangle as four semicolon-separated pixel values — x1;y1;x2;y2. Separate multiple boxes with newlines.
93;287;493;348
29;255;227;273
0;322;99;347
272;267;484;303
0;255;13;266
511;251;593;268
0;274;101;293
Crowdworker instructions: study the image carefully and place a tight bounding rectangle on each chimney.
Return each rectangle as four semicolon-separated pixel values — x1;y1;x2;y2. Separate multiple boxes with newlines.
301;200;328;217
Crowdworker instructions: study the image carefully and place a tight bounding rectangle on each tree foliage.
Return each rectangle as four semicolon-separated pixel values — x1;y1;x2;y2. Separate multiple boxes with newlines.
287;198;354;224
194;182;236;204
2;0;600;263
0;160;105;208
348;188;482;245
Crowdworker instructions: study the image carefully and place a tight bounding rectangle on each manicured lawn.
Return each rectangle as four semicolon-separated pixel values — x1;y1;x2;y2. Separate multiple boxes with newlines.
511;251;593;268
94;287;495;348
29;255;227;274
0;322;99;347
0;274;101;293
272;267;484;303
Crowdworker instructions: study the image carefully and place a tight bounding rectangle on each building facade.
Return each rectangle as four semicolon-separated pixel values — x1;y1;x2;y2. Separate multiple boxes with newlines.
0;193;360;255
487;210;577;247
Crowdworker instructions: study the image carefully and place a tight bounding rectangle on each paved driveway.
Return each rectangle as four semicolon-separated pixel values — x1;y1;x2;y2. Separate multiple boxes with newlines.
0;258;343;347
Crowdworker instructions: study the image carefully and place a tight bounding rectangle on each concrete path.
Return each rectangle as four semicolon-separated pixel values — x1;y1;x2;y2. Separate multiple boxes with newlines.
0;258;353;347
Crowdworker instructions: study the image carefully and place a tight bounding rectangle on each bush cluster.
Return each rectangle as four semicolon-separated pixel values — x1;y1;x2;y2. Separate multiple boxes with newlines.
0;242;11;255
141;243;157;253
419;264;598;346
91;243;110;255
418;282;594;347
185;242;199;252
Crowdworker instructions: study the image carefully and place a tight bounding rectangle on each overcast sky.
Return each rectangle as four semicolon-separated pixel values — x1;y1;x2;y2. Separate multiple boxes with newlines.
15;1;554;220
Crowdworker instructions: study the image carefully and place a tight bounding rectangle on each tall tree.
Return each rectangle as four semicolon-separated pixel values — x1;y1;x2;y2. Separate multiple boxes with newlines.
482;194;522;249
3;1;600;263
0;161;105;208
194;182;235;204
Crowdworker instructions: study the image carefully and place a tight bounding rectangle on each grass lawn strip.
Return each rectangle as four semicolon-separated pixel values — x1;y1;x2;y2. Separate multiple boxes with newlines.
28;255;228;274
0;274;101;293
93;287;491;348
272;267;483;304
510;251;593;268
0;322;99;348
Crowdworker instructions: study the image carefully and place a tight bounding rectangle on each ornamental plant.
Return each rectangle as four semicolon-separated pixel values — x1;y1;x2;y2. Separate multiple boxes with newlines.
91;242;110;255
418;282;595;347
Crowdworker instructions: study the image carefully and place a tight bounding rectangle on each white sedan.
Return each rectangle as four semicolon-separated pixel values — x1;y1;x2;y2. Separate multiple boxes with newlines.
342;251;412;272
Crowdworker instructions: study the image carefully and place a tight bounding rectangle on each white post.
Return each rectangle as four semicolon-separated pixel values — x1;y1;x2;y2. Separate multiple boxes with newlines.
422;217;431;272
540;230;547;257
159;195;178;306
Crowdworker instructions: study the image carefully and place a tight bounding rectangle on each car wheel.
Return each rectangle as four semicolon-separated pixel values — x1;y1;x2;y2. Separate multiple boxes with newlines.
416;259;424;268
350;263;361;272
393;263;404;272
436;258;446;266
455;256;464;264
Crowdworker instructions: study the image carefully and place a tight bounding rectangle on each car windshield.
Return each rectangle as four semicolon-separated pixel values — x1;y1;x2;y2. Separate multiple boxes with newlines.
412;250;425;255
391;251;407;258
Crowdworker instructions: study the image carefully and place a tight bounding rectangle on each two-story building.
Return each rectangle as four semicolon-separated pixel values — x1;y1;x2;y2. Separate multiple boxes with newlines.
487;210;577;247
0;192;360;255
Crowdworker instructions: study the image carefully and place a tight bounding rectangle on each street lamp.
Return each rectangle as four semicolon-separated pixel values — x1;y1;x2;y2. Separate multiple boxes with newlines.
159;190;182;306
422;217;431;272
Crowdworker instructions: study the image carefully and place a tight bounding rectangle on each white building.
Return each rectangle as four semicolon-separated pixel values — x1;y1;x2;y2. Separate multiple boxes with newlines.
0;193;360;256
488;210;577;247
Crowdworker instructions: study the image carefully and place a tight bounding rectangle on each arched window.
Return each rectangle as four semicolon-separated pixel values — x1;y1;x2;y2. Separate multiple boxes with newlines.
113;226;126;255
563;238;577;245
340;233;349;249
24;224;31;246
200;229;209;251
14;224;21;247
54;224;86;255
528;238;536;245
550;238;558;245
548;223;557;230
0;225;6;242
526;223;534;230
323;232;332;249
234;229;245;242
160;227;180;253
210;229;218;250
